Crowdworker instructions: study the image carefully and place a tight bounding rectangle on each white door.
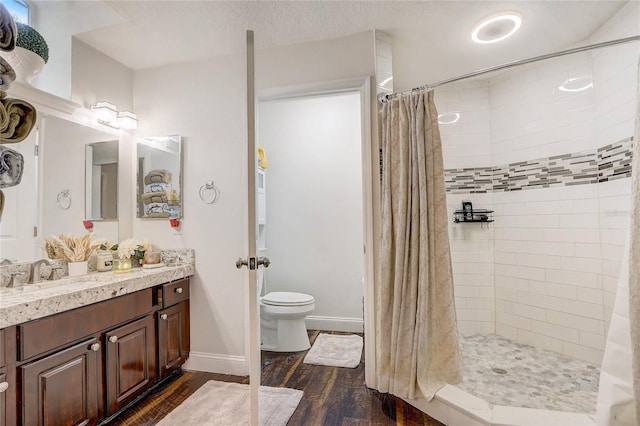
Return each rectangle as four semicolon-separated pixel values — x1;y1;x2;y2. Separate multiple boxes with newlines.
236;30;268;426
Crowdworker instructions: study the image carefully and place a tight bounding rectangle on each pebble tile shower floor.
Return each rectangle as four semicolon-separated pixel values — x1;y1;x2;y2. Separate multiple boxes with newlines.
458;334;600;413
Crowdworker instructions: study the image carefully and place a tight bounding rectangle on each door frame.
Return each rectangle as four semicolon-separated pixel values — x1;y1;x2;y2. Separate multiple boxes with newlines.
253;76;377;385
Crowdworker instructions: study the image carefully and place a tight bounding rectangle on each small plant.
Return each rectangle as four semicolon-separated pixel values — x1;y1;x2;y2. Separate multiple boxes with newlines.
16;22;48;63
43;234;102;262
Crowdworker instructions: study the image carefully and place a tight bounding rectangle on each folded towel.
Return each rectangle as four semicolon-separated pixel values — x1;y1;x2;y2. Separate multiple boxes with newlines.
0;4;17;52
0;189;4;221
144;182;171;193
141;192;168;204
144;202;171;217
145;211;171;218
0;98;36;143
0;57;15;91
0;145;23;188
144;169;171;185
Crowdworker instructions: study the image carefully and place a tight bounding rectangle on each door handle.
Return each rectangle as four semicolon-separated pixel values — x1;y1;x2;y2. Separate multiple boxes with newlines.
236;257;270;269
236;257;249;269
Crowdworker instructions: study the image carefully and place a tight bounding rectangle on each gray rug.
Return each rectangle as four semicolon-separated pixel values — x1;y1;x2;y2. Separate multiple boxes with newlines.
303;333;363;368
157;380;303;425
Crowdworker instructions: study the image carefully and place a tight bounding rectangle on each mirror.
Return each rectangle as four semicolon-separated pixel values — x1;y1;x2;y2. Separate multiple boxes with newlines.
0;114;121;262
136;135;182;218
85;141;118;221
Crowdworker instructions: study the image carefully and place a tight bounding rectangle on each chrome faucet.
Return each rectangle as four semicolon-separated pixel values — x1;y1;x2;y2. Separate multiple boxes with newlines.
29;259;52;284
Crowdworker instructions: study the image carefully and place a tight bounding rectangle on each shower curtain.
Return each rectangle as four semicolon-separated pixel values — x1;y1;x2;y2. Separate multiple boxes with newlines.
375;89;462;400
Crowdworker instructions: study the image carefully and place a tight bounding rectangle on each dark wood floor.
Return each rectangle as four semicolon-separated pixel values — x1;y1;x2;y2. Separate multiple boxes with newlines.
110;330;443;425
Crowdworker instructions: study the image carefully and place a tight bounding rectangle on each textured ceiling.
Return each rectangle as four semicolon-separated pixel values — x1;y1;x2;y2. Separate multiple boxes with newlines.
35;1;630;89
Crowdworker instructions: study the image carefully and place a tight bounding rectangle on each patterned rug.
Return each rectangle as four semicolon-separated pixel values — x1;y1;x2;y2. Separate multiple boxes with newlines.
157;380;303;425
303;333;363;368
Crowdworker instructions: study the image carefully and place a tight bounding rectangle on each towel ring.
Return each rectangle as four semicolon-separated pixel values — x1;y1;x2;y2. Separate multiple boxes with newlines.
199;181;220;204
57;189;71;210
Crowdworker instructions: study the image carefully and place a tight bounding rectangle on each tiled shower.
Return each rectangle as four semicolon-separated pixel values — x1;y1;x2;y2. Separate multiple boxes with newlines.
435;1;639;369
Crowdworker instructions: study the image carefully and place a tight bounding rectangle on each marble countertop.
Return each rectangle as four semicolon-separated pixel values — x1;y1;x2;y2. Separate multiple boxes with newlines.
0;264;195;329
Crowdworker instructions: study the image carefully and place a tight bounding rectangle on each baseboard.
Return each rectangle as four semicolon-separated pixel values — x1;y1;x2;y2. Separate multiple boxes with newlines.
305;315;364;333
183;351;248;376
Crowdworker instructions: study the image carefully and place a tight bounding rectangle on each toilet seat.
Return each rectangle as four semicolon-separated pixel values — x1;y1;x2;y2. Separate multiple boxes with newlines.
261;291;314;307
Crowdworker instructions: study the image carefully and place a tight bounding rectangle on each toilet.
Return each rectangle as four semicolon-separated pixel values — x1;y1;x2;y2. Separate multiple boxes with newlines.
259;271;315;352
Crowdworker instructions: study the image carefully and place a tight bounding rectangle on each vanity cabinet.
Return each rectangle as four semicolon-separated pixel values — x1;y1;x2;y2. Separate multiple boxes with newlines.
157;279;190;379
105;316;157;415
20;338;101;426
3;277;190;425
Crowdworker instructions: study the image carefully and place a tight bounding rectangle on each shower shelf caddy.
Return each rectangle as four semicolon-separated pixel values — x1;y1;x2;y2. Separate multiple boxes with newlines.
453;209;494;224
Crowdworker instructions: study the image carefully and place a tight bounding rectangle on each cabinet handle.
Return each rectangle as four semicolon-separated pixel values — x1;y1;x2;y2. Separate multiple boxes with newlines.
0;382;8;393
161;313;168;320
90;343;101;352
109;335;118;343
175;287;183;294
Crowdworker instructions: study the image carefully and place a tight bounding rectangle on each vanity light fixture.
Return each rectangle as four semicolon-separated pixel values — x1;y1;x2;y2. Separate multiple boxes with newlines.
91;102;138;130
91;101;118;126
472;13;522;44
117;111;138;130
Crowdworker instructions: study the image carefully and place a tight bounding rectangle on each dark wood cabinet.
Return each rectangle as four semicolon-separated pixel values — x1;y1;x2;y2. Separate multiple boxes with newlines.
0;372;6;426
157;301;190;379
20;338;101;426
105;316;157;416
4;278;189;425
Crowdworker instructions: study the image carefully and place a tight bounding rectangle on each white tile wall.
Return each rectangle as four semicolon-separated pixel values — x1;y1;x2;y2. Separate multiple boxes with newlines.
436;1;638;365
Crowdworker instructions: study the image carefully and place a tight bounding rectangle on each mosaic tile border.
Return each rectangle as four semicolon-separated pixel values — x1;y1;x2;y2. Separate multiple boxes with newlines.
445;137;633;194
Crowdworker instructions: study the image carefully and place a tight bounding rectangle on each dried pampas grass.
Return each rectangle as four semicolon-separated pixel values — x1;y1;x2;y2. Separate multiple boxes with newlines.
42;234;102;262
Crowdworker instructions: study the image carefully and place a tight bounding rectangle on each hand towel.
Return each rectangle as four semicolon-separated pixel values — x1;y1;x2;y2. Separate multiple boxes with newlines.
0;98;36;143
144;202;171;217
0;189;4;221
0;57;15;91
144;169;171;185
0;4;17;52
0;145;23;188
144;182;171;193
141;192;168;205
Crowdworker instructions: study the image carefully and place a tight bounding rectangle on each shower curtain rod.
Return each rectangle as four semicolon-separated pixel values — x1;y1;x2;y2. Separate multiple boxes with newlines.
378;35;640;103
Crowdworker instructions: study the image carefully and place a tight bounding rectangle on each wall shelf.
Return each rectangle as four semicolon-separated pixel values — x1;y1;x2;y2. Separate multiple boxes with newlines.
453;209;494;224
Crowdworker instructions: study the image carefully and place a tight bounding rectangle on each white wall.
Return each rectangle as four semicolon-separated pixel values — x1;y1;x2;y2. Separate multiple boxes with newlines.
258;92;364;330
31;1;126;100
132;31;376;374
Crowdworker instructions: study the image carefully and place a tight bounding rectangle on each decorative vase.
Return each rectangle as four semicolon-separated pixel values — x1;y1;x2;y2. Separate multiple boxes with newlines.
3;46;45;84
67;261;88;277
113;258;132;273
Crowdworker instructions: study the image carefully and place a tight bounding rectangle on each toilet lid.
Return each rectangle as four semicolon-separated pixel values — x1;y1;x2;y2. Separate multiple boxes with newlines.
262;292;314;306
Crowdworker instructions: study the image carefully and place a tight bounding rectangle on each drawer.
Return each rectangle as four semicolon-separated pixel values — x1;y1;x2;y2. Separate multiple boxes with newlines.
19;289;152;361
160;278;189;308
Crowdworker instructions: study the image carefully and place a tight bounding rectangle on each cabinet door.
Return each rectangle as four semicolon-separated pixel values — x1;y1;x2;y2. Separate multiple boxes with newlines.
105;316;157;415
21;338;101;426
0;372;6;426
157;301;190;378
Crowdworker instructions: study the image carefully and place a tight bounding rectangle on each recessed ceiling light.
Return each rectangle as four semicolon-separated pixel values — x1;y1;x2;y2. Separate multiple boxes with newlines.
438;112;460;125
558;75;593;92
472;13;522;44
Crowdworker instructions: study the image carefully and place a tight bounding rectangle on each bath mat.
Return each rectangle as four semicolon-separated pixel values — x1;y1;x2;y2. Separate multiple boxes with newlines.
303;333;363;368
157;380;303;426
